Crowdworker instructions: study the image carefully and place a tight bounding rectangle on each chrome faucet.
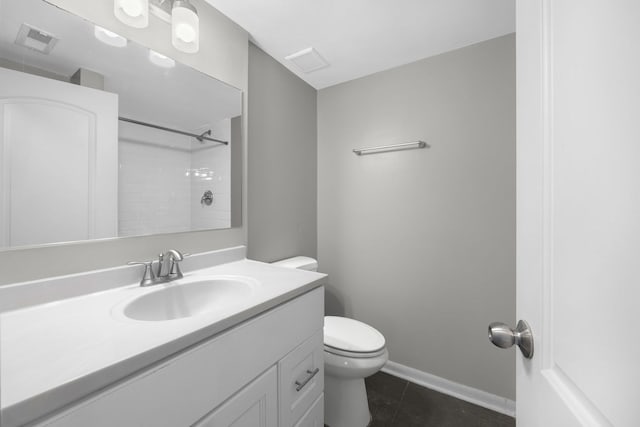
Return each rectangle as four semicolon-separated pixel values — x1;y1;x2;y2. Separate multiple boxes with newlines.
128;249;186;287
157;249;185;280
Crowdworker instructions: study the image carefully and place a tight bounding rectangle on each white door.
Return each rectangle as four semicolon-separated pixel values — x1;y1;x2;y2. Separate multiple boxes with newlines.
0;67;118;247
515;0;640;425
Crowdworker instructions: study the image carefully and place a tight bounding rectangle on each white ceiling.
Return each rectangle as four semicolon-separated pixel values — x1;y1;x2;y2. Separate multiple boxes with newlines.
205;0;515;89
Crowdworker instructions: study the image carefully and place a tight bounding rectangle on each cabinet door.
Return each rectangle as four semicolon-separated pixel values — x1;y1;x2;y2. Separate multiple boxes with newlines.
294;394;323;427
194;366;277;427
278;331;324;427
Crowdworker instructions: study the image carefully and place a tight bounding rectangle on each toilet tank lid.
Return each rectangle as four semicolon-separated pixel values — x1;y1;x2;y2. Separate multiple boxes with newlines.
271;256;318;271
324;316;386;353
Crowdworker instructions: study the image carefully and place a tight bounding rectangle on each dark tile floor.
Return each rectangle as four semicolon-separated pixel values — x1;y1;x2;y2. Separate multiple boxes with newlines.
365;372;515;427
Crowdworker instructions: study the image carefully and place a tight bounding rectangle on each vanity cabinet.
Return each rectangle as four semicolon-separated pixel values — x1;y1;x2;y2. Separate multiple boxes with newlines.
35;287;324;427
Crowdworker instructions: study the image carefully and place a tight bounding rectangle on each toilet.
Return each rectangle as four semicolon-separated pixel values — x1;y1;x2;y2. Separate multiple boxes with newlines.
272;256;389;427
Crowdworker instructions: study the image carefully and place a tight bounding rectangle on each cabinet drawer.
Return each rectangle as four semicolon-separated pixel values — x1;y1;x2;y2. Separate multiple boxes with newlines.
294;394;323;427
279;330;324;427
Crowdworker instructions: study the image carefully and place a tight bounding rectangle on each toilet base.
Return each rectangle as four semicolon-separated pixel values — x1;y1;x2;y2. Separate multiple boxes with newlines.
324;375;371;427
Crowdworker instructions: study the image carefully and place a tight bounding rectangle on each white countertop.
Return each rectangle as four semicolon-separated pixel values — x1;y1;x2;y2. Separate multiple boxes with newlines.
0;253;326;426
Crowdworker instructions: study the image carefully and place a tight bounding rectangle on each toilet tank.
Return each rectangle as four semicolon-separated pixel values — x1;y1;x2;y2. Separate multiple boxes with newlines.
271;256;318;272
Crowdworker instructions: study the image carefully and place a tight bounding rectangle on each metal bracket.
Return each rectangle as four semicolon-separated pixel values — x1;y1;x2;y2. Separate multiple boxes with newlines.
149;0;172;23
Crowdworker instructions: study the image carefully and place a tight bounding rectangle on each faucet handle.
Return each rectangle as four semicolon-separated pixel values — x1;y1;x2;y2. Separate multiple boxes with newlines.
127;261;150;268
127;261;156;287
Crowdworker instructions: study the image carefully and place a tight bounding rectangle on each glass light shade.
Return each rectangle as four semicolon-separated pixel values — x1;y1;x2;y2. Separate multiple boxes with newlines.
175;22;196;43
114;0;149;28
172;1;199;53
149;49;176;68
94;26;127;47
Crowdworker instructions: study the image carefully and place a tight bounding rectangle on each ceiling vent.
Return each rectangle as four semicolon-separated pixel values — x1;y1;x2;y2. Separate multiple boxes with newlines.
15;24;58;54
285;47;329;73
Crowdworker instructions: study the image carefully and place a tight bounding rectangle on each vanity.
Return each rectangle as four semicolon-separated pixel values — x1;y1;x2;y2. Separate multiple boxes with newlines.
0;247;326;427
0;1;326;425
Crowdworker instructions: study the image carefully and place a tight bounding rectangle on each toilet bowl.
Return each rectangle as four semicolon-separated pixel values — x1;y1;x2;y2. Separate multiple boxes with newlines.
323;316;388;427
272;257;388;427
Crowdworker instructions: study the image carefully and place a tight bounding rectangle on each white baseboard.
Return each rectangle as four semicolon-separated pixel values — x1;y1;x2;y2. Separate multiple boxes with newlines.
381;360;516;417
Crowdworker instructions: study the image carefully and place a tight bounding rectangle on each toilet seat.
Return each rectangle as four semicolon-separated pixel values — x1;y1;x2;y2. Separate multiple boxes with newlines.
324;316;386;356
324;344;387;358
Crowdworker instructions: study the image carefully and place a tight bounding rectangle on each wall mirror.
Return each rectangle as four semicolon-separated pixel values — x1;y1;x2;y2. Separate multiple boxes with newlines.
0;0;242;249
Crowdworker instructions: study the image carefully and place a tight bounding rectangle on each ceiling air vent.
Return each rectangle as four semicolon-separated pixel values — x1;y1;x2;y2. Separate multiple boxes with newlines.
15;24;58;54
285;47;329;73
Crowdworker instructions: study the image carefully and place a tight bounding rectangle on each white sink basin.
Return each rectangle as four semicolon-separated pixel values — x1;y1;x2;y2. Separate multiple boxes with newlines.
119;276;258;321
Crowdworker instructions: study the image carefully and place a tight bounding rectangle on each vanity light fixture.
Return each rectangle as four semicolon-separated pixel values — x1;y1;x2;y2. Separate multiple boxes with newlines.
113;0;199;54
149;49;176;68
94;26;127;47
114;0;149;29
171;0;199;53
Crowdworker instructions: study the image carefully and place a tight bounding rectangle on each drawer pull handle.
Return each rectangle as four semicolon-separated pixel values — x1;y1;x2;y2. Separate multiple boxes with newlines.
295;368;320;392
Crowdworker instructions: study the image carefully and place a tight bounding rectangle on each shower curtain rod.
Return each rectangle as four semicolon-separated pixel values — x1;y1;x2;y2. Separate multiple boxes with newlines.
118;117;229;145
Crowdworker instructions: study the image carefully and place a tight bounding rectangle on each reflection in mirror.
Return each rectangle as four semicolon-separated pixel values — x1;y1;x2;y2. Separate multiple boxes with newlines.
0;0;242;249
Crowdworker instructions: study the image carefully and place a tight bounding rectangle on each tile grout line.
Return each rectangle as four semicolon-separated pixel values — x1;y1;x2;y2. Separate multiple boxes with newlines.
389;380;410;426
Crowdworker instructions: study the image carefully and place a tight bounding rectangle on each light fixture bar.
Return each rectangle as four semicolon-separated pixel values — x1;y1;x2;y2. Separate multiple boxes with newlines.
149;0;172;23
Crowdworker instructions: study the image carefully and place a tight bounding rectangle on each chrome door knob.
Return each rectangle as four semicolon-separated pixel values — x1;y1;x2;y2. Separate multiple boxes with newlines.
488;320;534;359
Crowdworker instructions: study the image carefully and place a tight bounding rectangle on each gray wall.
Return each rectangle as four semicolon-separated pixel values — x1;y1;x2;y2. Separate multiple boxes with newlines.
247;44;317;262
317;35;516;399
0;0;248;286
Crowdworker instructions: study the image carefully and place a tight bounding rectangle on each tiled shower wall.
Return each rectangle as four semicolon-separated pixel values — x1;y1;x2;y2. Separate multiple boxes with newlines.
191;119;231;231
118;120;230;237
